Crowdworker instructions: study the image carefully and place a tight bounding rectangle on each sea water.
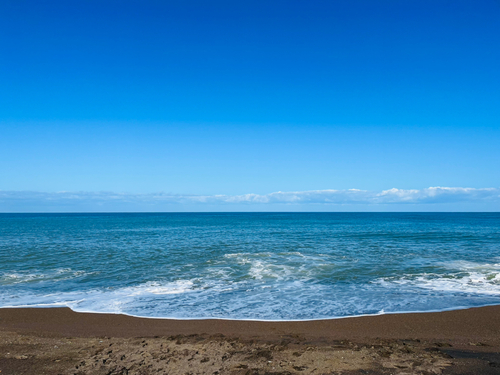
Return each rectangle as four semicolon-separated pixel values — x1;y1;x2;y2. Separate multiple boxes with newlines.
1;213;499;320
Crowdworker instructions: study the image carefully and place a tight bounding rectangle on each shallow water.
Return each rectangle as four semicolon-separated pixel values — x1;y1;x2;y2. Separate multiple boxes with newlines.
1;213;499;320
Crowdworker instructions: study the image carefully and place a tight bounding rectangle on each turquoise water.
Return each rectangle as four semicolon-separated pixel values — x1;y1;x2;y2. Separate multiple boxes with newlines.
1;213;499;320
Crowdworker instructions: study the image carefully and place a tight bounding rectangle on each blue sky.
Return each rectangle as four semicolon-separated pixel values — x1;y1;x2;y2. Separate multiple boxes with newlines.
1;0;499;211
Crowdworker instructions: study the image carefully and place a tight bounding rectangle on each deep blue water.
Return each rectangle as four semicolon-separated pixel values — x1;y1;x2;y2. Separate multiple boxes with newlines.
1;213;499;320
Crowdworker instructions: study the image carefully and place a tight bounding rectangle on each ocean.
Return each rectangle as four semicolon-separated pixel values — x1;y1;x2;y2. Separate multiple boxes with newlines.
1;213;499;320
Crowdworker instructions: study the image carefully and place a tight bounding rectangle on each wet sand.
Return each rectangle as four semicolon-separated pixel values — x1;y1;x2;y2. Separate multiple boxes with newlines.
1;306;500;374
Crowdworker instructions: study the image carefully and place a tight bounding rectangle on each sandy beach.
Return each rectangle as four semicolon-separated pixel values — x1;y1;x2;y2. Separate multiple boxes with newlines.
1;306;500;374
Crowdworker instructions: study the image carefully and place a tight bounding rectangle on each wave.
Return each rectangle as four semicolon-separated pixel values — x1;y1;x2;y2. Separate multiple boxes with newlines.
376;260;500;295
0;269;97;286
2;259;500;320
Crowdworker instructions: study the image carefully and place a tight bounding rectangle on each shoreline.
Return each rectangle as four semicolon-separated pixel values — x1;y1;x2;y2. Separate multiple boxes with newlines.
4;301;500;322
1;306;500;374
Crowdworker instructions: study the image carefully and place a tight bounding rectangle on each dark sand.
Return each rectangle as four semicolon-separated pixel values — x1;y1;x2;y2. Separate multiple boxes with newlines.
1;306;500;374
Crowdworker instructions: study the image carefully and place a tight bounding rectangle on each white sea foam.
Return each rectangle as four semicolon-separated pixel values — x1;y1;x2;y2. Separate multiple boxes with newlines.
0;269;95;285
3;258;500;320
0;279;199;313
122;280;195;296
221;251;330;282
248;260;296;280
441;260;500;272
377;260;500;295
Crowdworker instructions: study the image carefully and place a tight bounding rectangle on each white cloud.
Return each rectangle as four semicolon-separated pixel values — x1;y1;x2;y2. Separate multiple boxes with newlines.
1;187;499;212
375;187;500;203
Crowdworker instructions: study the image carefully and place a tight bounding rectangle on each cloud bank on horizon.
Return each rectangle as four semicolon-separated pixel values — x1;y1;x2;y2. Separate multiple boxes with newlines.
1;187;499;212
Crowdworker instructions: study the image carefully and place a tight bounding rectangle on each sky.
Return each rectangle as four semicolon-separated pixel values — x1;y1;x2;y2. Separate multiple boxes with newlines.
1;0;499;212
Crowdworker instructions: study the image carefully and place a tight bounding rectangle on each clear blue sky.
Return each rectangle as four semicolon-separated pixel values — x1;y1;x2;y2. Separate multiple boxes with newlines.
1;0;499;211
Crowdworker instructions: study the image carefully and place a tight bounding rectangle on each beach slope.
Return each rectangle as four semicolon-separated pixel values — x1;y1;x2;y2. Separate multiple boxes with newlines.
1;306;500;374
